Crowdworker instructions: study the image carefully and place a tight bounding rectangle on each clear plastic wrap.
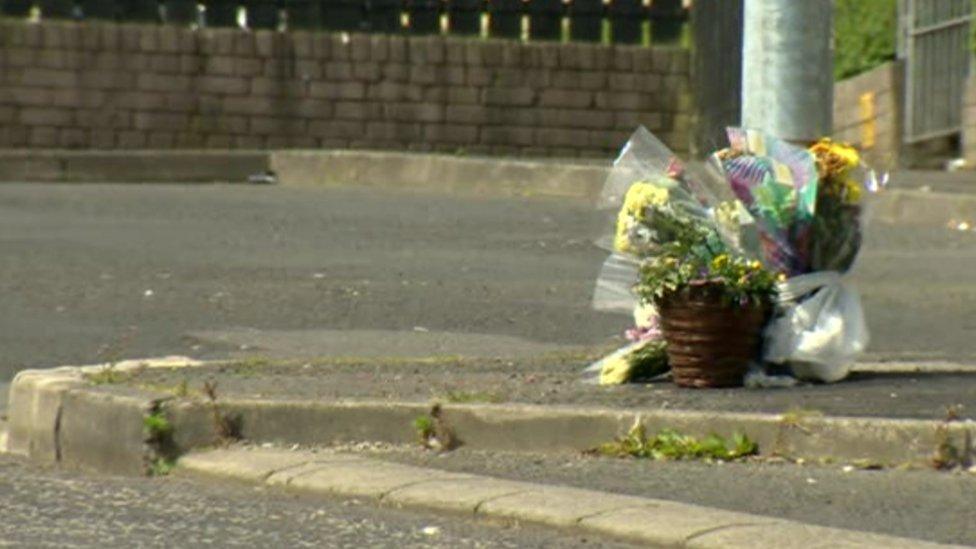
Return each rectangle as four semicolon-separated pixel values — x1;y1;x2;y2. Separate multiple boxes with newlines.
592;126;747;314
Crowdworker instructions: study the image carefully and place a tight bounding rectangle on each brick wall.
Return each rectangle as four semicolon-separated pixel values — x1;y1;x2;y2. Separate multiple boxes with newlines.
832;61;902;169
0;20;693;158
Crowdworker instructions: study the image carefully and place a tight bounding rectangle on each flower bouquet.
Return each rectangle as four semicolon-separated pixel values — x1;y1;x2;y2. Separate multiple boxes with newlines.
589;128;780;388
711;129;883;382
589;126;883;387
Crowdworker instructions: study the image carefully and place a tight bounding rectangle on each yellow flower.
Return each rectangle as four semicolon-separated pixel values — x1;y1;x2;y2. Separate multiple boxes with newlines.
622;181;669;220
750;260;762;270
810;139;860;179
711;254;729;270
776;272;788;283
600;355;633;385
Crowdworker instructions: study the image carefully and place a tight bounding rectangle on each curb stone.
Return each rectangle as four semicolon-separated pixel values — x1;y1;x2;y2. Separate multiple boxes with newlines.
0;149;971;227
5;359;976;472
178;447;959;549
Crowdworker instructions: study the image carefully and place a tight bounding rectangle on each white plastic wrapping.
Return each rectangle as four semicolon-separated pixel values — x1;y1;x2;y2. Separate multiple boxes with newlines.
764;272;869;382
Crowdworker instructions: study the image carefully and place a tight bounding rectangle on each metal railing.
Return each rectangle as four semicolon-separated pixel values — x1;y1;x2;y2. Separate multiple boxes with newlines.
0;0;689;45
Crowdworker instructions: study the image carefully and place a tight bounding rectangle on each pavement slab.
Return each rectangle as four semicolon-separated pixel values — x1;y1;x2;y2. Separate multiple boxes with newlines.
178;447;956;548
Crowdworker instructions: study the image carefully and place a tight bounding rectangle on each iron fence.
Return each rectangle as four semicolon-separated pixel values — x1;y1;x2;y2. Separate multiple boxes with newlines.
0;0;689;44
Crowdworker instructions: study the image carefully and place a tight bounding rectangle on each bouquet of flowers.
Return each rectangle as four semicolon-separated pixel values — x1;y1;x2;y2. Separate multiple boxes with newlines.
711;129;883;382
589;127;883;386
588;129;780;387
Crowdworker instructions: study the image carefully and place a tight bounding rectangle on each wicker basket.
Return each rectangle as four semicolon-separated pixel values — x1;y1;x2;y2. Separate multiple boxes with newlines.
658;282;769;388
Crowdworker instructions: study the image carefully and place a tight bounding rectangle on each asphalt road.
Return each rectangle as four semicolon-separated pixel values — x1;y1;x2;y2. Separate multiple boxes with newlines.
2;183;975;384
0;453;633;548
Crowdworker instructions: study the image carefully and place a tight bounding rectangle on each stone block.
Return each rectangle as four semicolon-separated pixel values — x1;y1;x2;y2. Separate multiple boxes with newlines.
539;89;592;108
90;129;116;148
595;91;652;110
480;487;652;528
133;112;190;131
384;102;444;123
445;105;490;124
447;87;480;104
20;107;73;127
365;121;422;141
368;35;388;62
198;76;250;96
21;68;76;88
28;127;59;147
409;65;441;85
137;73;191;92
481;126;534;146
308;120;365;139
466;66;492;86
325;61;354;80
538;108;613;130
52;89;106;109
309;81;367;100
350;34;370;62
117;130;147;148
609;73;638;92
250;116;306;135
535;127;590;147
612;46;634;71
334;101;382;120
59;128;88;148
484;87;535;107
353;62;382;82
424;123;479;144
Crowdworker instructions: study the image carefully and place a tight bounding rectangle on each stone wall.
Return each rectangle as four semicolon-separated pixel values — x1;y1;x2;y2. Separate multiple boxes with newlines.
832;61;902;169
0;20;693;158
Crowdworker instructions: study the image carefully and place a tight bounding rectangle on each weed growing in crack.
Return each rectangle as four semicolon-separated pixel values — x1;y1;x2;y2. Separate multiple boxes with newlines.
413;404;459;452
148;457;176;477
931;405;973;471
85;366;132;386
143;411;173;442
143;403;179;477
589;420;758;462
203;380;242;445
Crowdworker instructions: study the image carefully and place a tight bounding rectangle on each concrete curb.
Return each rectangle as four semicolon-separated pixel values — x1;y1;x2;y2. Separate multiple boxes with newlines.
178;447;957;548
1;149;972;225
0;150;268;183
5;358;975;475
269;150;609;201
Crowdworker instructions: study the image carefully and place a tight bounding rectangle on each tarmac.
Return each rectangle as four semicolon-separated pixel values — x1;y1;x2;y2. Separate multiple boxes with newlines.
2;149;976;547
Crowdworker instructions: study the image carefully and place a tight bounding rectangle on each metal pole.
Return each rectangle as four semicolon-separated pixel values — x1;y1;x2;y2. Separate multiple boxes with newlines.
742;0;834;141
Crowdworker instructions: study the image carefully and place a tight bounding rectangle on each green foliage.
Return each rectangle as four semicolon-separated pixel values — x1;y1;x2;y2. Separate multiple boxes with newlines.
143;411;173;442
148;457;176;477
413;416;435;442
593;423;758;462
834;0;898;80
637;252;778;307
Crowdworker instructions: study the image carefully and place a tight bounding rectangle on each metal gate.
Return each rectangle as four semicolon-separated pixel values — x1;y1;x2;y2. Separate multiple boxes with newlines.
899;0;973;143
